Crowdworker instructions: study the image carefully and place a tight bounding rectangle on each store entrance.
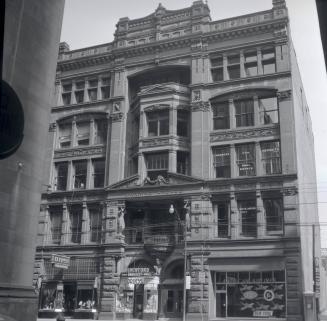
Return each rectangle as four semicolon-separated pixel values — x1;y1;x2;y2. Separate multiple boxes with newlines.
63;283;76;316
133;284;144;319
161;286;183;318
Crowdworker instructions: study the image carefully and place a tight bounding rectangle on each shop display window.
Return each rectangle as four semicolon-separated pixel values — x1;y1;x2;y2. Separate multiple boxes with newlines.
77;286;96;310
215;270;286;318
40;283;57;310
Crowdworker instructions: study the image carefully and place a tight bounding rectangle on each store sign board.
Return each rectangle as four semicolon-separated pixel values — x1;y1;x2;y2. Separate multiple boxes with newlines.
51;254;70;269
127;267;150;276
253;310;273;317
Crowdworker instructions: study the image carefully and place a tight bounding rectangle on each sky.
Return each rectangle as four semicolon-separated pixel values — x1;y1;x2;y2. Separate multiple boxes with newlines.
60;0;327;246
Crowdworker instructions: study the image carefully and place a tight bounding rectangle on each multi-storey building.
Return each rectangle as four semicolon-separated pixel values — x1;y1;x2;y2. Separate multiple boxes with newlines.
34;1;322;320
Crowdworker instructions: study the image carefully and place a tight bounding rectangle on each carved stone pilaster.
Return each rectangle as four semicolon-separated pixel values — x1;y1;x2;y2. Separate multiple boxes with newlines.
110;112;124;122
191;101;210;112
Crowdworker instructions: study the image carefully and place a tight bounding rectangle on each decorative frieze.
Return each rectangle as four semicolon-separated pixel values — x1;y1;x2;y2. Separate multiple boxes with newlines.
140;136;190;149
210;126;279;142
281;187;298;196
54;146;105;159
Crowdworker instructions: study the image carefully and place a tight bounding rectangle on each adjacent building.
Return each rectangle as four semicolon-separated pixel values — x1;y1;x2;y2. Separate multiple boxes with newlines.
33;1;322;320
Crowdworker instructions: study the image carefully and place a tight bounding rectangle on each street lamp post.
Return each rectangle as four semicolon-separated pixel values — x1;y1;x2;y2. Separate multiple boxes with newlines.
169;204;188;321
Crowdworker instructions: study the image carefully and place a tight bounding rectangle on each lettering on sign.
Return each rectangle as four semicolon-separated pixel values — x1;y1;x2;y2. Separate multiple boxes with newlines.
253;310;273;317
51;254;70;269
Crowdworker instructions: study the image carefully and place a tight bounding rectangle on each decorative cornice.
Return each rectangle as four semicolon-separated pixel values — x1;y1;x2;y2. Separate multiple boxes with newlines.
191;101;210;112
210;125;280;143
110;112;125;122
54;146;105;159
143;104;170;112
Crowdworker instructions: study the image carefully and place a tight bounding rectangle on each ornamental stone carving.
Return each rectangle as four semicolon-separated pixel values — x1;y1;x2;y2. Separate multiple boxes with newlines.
192;90;201;102
210;126;279;142
191;101;210;112
281;187;298;196
143;104;170;112
110;112;124;122
277;90;292;101
49;123;57;132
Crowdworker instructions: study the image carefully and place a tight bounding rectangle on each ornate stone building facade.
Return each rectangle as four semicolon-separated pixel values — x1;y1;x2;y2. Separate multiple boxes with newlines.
34;1;322;320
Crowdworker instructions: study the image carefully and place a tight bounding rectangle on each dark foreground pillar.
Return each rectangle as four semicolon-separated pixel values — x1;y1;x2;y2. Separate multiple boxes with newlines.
0;1;64;320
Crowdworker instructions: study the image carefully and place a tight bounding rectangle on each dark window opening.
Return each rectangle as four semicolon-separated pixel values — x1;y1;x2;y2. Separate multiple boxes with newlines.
235;99;254;127
238;199;257;237
264;198;283;233
236;144;256;176
177;110;189;137
73;161;87;189
177;151;189;175
212;101;230;130
213;146;230;178
70;206;82;243
146;153;168;180
147;110;169;137
261;141;281;175
55;162;68;191
93;159;105;188
216;202;230;238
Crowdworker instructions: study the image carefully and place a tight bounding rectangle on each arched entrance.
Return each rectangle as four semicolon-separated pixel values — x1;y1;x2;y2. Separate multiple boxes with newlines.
159;260;184;319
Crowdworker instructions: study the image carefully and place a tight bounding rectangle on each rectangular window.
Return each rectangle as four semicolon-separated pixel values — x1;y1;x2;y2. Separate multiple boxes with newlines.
211;55;224;82
227;54;240;79
212;101;230;130
177;110;189;137
70;206;82;243
101;86;110;99
89;208;102;243
235;99;254;127
244;50;258;76
49;208;62;244
214;202;230;238
236;144;255;176
55;162;68;191
147;110;169;137
75;81;85;90
88;79;98;88
75;90;84;103
213;146;230;178
261;141;281;175
238;199;257;237
58;123;71;148
62;93;71;106
73;160;87;189
259;96;279;124
76;122;90;146
146;152;168;180
262;47;276;74
88;89;98;101
177;151;189;175
263;198;283;233
94;119;107;145
93;158;105;188
215;271;286;318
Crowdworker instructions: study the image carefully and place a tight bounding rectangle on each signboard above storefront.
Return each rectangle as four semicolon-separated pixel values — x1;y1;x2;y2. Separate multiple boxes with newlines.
51;254;70;269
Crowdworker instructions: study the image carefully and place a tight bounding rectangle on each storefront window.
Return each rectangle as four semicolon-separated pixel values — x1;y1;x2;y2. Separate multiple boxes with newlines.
215;270;286;318
40;283;57;310
77;286;96;310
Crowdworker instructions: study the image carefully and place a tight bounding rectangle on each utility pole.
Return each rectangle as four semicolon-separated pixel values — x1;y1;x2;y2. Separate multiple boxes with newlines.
183;219;187;321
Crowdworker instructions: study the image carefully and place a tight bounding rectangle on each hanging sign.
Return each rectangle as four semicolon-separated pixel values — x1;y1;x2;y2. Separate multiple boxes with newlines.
51;254;70;269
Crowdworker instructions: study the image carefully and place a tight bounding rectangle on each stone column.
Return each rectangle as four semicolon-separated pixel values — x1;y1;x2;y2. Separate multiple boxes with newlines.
67;160;73;190
138;152;146;182
240;50;246;78
170;106;177;136
257;48;263;75
230;144;237;178
44;205;51;245
72;117;77;147
55;80;62;106
96;76;101;100
256;189;265;238
223;53;228;80
81;201;89;244
86;158;92;189
139;110;145;138
255;142;262;177
230;191;239;239
90;118;95;145
169;150;177;173
61;202;70;245
253;96;260;126
229;99;235;129
104;201;118;243
71;80;77;104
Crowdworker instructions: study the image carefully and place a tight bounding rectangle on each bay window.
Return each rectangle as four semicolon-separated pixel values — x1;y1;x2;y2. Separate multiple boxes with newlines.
261;141;281;175
147;110;169;136
146;152;168;179
236;144;256;176
213;146;230;178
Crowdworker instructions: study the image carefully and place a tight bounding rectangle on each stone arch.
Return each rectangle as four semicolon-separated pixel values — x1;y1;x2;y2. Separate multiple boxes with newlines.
161;259;184;280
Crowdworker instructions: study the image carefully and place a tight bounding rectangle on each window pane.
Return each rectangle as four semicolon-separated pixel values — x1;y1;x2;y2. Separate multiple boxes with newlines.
235;99;254;127
70;207;82;243
75;81;85;90
89;208;102;243
259;97;279;124
159;117;169;135
213;102;230;130
88;88;98;101
244;51;257;63
212;68;224;81
177;111;189;136
264;198;283;232
62;93;71;105
236;144;256;176
213;147;231;178
58;124;71;148
216;202;229;237
50;208;62;244
211;56;223;67
262;48;275;60
56;162;68;191
245;62;258;76
177;152;189;175
261;141;281;175
263;61;276;74
95;119;107;144
238;199;257;237
101;86;110;99
228;54;240;64
228;65;240;79
74;161;87;189
93;159;105;188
